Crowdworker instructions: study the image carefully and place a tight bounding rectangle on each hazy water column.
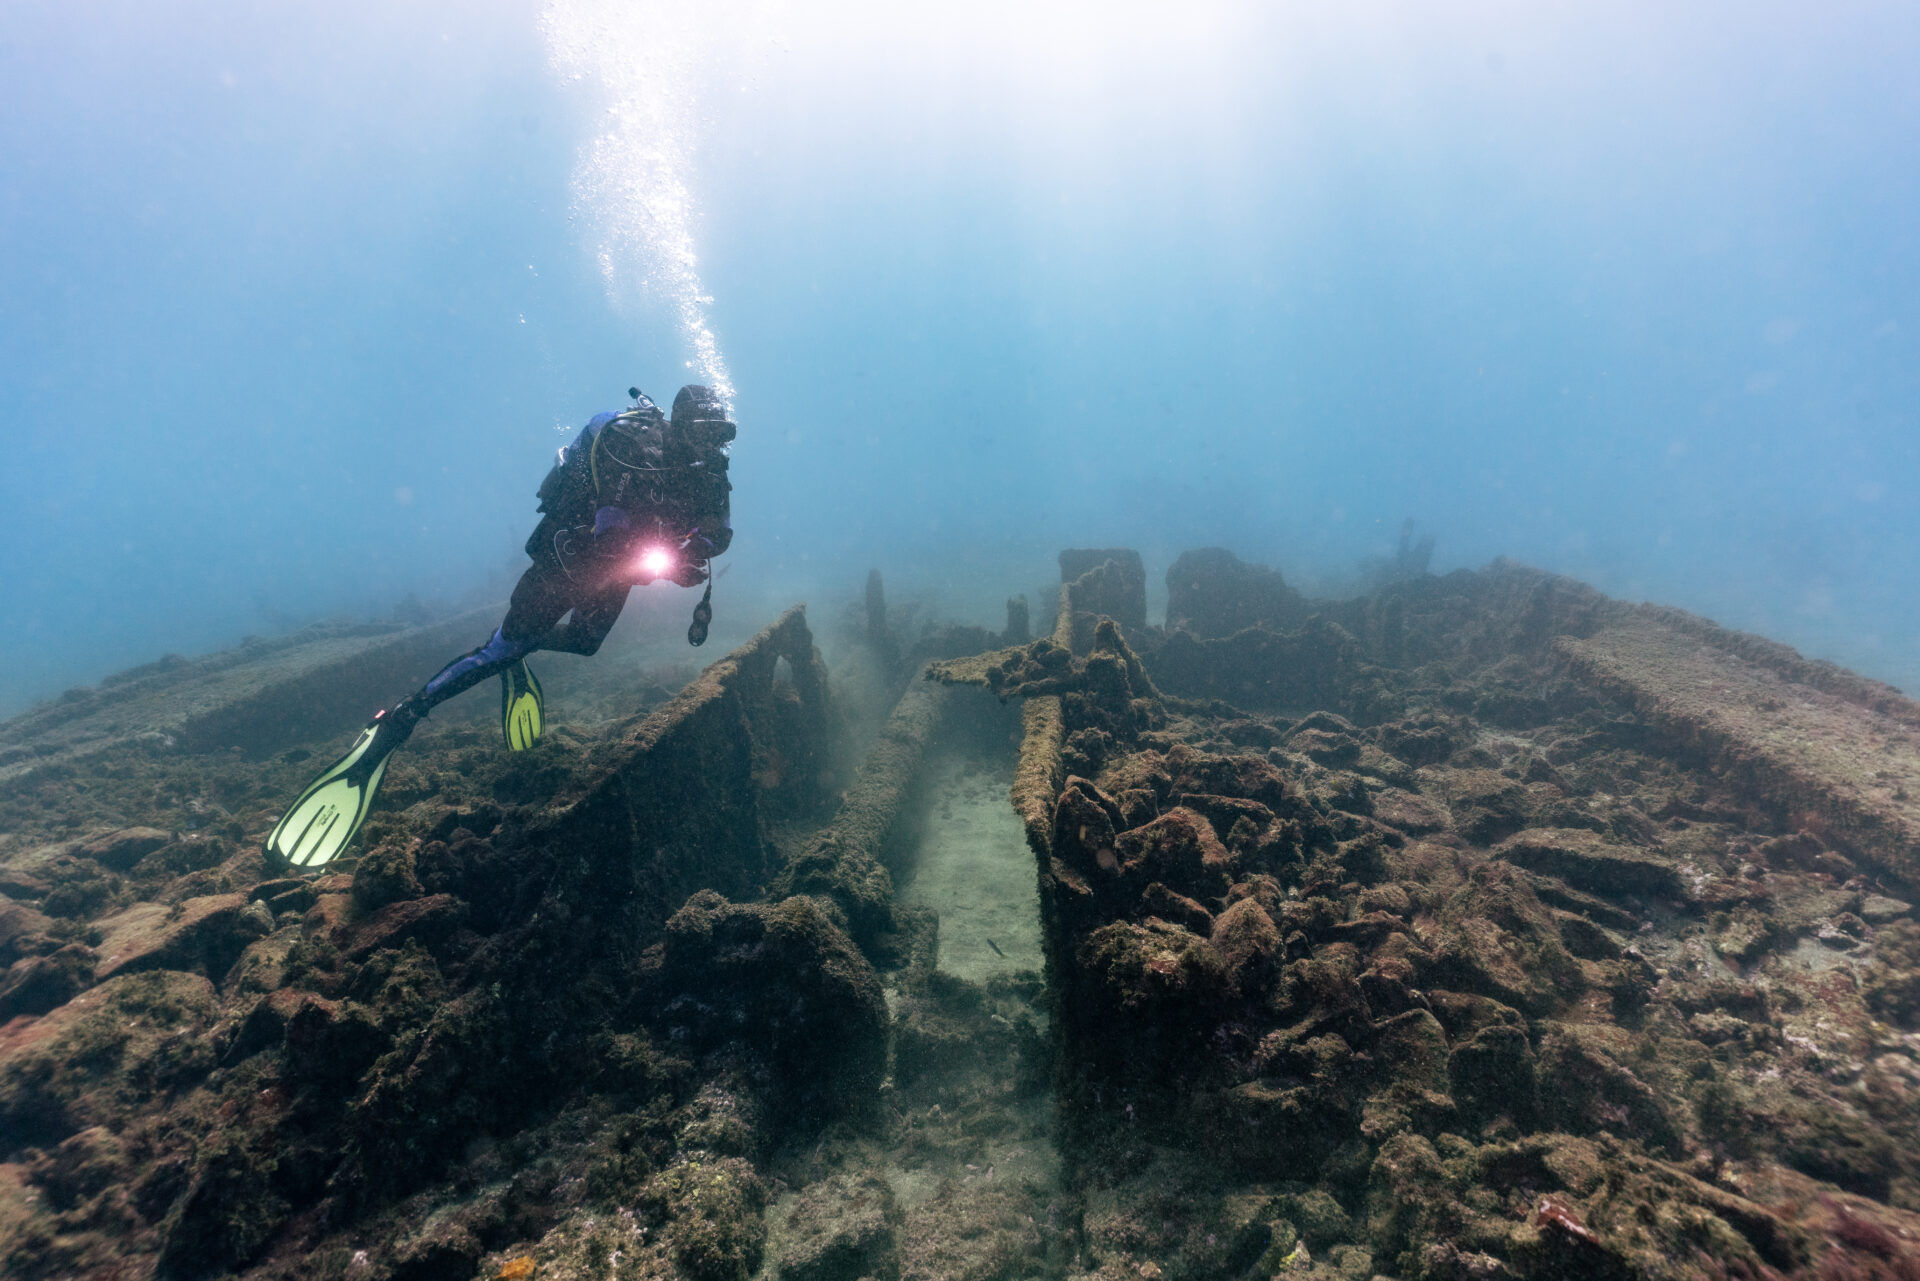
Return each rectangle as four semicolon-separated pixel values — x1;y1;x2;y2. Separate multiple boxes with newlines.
543;1;734;402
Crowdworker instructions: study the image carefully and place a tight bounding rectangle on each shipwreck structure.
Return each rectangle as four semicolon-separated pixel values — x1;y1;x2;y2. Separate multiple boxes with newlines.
3;549;1920;1280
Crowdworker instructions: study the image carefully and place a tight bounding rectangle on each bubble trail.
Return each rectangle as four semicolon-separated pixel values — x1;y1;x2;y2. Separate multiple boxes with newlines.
543;2;735;403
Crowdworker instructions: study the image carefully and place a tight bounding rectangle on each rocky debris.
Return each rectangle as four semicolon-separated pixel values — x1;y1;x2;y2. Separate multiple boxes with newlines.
773;1173;903;1281
0;942;95;1020
9;560;1920;1281
0;606;908;1281
998;552;1920;1279
1368;786;1452;836
1425;769;1533;845
0;896;53;965
334;892;465;963
657;890;889;1122
898;1183;1048;1281
1863;893;1915;924
0;970;217;1147
350;838;424;912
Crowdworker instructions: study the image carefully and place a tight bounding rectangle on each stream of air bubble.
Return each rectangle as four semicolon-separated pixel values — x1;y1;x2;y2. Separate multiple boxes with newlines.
543;1;736;404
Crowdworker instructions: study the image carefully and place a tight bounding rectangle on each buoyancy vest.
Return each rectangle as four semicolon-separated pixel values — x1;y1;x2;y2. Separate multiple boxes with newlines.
535;399;733;560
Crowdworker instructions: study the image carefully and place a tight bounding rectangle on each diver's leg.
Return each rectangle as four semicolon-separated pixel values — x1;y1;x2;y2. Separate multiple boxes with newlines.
387;561;574;738
538;582;632;657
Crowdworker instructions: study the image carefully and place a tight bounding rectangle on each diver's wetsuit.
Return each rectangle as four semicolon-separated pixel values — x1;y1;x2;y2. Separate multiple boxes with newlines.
381;392;732;741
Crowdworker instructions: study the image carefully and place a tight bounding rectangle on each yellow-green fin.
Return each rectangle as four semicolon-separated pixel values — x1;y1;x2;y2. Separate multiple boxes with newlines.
502;659;544;751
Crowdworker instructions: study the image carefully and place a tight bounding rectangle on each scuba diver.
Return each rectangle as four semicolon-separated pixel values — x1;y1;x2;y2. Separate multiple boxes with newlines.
264;384;735;873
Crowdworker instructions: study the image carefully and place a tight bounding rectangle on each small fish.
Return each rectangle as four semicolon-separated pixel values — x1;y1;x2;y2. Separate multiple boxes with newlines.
984;938;1005;957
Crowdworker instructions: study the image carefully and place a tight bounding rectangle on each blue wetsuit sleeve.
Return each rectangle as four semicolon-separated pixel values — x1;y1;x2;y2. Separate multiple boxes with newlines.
593;505;631;538
569;415;613;461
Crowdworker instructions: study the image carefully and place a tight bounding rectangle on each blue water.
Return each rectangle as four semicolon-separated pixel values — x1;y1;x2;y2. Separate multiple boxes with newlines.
4;0;1918;716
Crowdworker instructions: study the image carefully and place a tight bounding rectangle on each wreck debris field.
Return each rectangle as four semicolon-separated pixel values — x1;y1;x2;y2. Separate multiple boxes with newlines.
7;549;1920;1281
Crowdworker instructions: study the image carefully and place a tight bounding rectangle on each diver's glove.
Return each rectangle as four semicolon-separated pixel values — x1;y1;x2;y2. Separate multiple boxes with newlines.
669;558;710;589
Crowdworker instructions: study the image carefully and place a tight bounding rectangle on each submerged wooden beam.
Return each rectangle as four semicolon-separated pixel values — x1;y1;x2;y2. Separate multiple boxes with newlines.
1558;608;1920;884
523;605;835;935
0;607;505;785
1012;585;1075;858
775;662;953;944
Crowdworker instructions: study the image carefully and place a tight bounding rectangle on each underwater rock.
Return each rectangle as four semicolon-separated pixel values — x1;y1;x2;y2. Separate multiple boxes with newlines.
1073;917;1227;1083
75;824;174;871
896;1182;1047;1281
336;891;466;963
282;993;390;1085
1115;806;1238;904
1711;903;1782;966
1195;1078;1352;1175
1165;743;1296;815
1425;769;1532;846
1425;863;1584;1016
352;838;425;912
1287;723;1364;769
0;895;53;966
222;986;307;1065
1865;919;1920;1026
1536;1030;1682;1155
1051;776;1121;880
29;1123;131;1216
1374;714;1467;769
1447;1024;1539;1131
1173;792;1277;845
0;970;217;1147
659;891;887;1120
775;1173;903;1281
0;941;95;1020
1141;881;1214;936
1861;893;1914;925
92;892;262;982
1366;787;1452;837
640;1156;770;1281
1370;1007;1452;1096
1210;896;1281;995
